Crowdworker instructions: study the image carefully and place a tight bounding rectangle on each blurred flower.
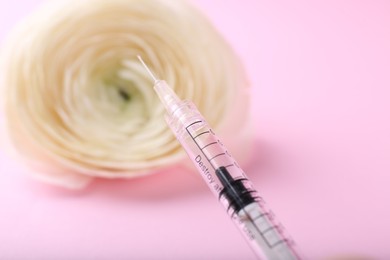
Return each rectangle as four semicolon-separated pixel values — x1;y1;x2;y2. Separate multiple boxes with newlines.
0;0;251;189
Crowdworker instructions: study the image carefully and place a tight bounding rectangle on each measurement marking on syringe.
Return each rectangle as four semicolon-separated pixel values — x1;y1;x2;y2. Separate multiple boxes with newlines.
194;131;210;139
241;208;273;248
252;213;270;221
201;142;218;150
185;120;203;129
209;153;225;162
225;164;234;168
235;177;248;183
262;226;278;235
270;239;289;248
185;122;216;170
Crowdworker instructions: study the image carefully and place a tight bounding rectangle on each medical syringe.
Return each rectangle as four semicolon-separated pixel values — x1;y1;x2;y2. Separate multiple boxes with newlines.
137;56;302;260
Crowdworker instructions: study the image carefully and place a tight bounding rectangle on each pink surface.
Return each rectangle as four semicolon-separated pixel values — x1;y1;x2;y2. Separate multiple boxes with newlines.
1;0;390;259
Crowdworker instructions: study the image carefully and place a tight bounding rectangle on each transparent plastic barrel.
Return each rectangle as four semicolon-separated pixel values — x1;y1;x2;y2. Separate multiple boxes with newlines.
166;101;302;260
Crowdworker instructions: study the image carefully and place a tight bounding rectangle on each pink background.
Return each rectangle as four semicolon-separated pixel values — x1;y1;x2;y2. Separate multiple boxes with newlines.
1;0;390;259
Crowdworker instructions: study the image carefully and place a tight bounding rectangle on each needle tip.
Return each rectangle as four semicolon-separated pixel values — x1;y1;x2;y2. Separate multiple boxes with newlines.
137;55;158;83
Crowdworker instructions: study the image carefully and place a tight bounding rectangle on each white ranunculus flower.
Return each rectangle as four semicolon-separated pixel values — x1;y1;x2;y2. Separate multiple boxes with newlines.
0;0;251;189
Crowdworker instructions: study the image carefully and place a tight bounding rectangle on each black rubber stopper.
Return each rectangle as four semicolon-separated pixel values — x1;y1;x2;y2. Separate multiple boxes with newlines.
216;166;256;213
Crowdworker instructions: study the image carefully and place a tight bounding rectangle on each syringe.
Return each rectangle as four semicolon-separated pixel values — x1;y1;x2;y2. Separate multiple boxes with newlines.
137;56;302;260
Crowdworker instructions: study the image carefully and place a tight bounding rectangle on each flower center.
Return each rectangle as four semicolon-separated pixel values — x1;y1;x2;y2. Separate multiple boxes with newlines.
118;88;131;102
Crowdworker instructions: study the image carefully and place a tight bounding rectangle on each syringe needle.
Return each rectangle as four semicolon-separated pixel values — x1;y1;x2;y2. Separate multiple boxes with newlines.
137;55;182;115
137;55;158;83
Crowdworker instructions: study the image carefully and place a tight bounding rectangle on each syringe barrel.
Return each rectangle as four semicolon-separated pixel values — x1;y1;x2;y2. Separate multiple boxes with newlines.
165;100;301;260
